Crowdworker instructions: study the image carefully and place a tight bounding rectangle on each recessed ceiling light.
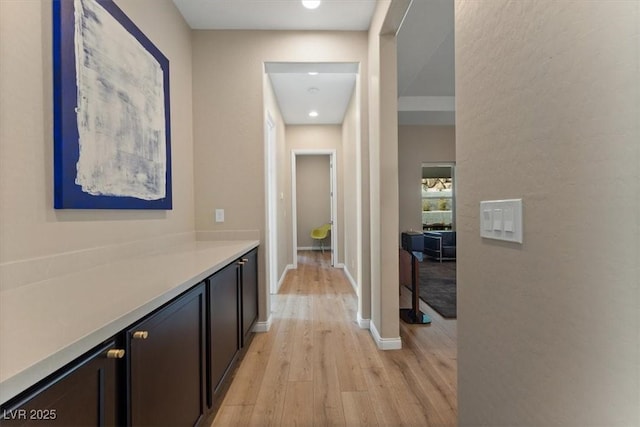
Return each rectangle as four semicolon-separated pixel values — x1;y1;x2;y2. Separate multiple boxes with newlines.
309;111;319;117
308;87;319;93
302;0;321;10
308;71;318;76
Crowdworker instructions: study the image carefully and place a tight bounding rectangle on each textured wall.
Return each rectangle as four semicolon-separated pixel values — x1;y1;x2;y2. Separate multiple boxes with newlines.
0;0;194;282
456;1;640;424
398;125;455;233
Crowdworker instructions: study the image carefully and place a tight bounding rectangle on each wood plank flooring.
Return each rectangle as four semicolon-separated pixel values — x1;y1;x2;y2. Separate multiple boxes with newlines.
212;251;457;427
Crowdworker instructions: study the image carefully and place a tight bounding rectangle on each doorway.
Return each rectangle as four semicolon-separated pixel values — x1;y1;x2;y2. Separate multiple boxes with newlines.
291;149;337;268
421;163;455;231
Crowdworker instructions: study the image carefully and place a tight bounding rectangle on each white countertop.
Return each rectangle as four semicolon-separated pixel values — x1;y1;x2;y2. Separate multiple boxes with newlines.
0;239;259;405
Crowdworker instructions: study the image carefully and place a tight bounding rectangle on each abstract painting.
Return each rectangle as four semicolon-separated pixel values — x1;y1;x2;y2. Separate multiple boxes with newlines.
53;0;172;209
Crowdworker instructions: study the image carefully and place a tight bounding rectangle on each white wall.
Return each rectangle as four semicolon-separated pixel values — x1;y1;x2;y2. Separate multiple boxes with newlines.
398;125;455;233
295;156;331;249
456;1;640;425
0;0;194;289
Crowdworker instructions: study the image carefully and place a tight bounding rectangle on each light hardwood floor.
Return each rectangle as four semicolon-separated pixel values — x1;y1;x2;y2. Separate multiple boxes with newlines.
212;251;457;427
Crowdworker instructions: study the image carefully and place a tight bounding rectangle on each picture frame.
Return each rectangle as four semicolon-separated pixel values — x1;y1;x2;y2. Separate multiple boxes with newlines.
53;0;172;209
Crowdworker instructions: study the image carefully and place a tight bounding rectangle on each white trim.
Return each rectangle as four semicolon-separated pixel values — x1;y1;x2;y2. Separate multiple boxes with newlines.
276;264;294;293
297;246;333;251
355;72;364;326
369;321;402;350
357;312;370;329
291;149;338;269
252;315;273;333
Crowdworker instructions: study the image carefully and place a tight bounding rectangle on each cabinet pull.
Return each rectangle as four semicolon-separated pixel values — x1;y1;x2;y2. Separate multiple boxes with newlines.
237;261;246;266
241;258;249;263
106;349;125;359
132;331;149;340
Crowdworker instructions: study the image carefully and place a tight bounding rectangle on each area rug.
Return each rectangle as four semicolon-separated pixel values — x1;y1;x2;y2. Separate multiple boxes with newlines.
416;258;457;319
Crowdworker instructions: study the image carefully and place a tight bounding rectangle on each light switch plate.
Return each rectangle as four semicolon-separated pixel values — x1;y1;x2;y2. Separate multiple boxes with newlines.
480;199;522;243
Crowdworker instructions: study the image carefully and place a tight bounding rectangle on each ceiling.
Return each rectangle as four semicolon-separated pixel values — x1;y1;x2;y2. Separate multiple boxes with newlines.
172;0;377;31
266;63;358;125
172;0;455;126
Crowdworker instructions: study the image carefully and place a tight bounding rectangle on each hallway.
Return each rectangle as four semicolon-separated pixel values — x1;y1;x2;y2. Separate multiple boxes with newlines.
212;251;457;426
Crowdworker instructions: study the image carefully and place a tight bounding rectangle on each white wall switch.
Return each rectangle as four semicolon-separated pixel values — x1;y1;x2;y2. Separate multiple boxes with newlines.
503;207;514;232
480;199;523;243
483;209;493;231
215;209;225;223
492;208;503;231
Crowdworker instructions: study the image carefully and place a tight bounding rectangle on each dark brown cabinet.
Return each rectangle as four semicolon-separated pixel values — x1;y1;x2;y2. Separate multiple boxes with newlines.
207;248;259;410
1;247;258;427
126;284;206;427
0;341;121;426
240;249;258;346
207;262;239;397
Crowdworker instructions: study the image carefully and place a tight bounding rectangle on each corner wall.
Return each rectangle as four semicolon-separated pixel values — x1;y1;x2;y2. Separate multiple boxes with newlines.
368;0;401;344
456;1;640;424
0;0;194;288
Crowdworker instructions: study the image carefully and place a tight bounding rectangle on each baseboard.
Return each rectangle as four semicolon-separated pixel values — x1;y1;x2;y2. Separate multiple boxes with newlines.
341;266;358;294
369;321;402;350
357;312;370;329
276;264;294;293
252;314;272;332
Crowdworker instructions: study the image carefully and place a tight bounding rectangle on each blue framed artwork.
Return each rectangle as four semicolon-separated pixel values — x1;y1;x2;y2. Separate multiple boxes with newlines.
53;0;172;209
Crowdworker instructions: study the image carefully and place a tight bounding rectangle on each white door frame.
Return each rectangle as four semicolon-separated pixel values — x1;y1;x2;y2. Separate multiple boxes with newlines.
291;149;338;268
265;112;278;294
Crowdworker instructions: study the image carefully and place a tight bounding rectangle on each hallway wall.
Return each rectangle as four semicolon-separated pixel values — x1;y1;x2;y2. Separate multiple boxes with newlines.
0;0;194;288
456;1;640;425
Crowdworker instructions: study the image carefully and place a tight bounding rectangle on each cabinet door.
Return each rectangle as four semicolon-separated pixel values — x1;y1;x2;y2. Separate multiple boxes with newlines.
127;285;205;427
240;249;258;345
208;262;239;396
0;341;120;426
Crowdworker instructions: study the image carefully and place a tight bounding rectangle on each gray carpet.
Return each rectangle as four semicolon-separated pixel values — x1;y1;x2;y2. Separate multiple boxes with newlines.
417;258;456;319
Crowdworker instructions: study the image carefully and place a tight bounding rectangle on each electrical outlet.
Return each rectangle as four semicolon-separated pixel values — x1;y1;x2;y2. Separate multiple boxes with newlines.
215;209;224;223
